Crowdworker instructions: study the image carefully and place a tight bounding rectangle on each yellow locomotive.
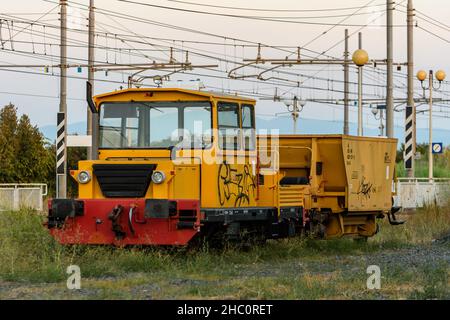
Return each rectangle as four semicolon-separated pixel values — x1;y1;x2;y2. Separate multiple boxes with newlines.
47;87;400;246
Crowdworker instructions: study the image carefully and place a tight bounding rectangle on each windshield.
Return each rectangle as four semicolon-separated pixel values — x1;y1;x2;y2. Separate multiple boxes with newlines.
99;101;212;149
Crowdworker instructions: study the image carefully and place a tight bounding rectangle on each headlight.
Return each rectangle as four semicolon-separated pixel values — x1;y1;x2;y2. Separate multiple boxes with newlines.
151;171;166;184
77;171;91;184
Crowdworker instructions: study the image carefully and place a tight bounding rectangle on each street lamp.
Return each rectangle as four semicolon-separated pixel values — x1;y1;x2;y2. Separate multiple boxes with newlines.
371;104;386;136
416;69;446;180
277;96;306;134
352;49;369;136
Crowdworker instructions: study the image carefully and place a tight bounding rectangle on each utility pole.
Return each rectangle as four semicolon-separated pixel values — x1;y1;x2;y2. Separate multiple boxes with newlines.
386;0;394;138
358;32;363;136
88;0;98;160
56;0;67;198
405;0;415;177
343;29;349;135
428;70;433;181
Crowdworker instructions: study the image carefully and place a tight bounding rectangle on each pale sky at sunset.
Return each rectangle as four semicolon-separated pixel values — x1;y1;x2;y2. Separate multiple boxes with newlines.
0;0;449;135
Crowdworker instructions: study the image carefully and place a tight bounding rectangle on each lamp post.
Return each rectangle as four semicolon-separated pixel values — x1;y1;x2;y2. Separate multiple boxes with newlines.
352;49;369;136
283;96;306;134
416;69;446;180
277;96;306;134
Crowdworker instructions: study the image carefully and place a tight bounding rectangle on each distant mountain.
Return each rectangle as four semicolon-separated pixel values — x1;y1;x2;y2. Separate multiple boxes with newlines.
256;117;450;147
39;117;450;147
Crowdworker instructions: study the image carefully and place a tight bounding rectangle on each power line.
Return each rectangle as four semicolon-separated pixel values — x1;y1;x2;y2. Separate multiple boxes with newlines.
66;0;396;69
7;4;59;41
276;0;380;89
165;0;390;13
417;26;450;44
397;4;450;31
3;1;439;104
0;16;172;64
296;0;379;55
90;17;390;89
43;0;306;56
9;8;376;91
1;18;356;90
117;0;408;27
0;90;84;101
296;0;408;89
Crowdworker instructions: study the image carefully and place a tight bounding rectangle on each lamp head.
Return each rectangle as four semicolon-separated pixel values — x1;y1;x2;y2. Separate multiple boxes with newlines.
153;76;163;87
371;107;378;116
416;70;427;82
435;70;446;82
352;49;369;67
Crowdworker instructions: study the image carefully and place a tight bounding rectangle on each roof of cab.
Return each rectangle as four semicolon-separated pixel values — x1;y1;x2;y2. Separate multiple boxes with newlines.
93;87;256;103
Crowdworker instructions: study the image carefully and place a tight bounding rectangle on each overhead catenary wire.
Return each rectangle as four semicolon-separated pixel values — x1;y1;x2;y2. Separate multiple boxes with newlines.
117;0;408;27
396;4;450;32
0;44;413;102
294;0;408;90
416;26;450;44
2;0;446;116
1;21;375;92
164;0;391;13
0;12;400;94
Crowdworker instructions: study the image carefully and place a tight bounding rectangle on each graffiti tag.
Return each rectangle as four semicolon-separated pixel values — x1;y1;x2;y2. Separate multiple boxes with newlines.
217;163;257;207
357;176;375;200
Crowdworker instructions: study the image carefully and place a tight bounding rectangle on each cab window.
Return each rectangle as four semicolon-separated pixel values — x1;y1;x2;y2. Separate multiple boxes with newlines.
241;104;255;150
217;102;240;150
99;101;211;149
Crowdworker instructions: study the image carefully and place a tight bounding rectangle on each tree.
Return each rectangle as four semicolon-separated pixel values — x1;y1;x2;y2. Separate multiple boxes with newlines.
15;114;50;182
0;104;18;182
0;104;53;184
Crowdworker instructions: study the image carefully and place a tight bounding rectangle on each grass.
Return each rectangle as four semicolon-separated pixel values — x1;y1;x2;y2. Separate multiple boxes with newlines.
0;206;449;300
373;203;450;244
396;151;450;178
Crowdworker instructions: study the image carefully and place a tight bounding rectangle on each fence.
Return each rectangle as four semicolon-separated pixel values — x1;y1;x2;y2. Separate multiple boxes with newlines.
0;184;48;212
394;178;450;209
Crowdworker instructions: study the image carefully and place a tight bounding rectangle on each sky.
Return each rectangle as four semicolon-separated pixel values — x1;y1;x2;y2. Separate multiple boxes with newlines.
0;0;449;138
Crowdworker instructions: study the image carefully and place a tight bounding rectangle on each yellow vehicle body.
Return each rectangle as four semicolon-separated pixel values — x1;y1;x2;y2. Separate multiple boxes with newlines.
49;88;398;246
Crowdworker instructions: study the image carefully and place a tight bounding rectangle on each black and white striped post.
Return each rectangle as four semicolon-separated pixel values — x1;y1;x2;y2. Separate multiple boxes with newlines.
56;112;67;198
404;106;414;174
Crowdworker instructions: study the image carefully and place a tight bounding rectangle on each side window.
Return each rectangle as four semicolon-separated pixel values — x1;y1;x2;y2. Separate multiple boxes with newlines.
218;102;240;150
241;104;255;150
